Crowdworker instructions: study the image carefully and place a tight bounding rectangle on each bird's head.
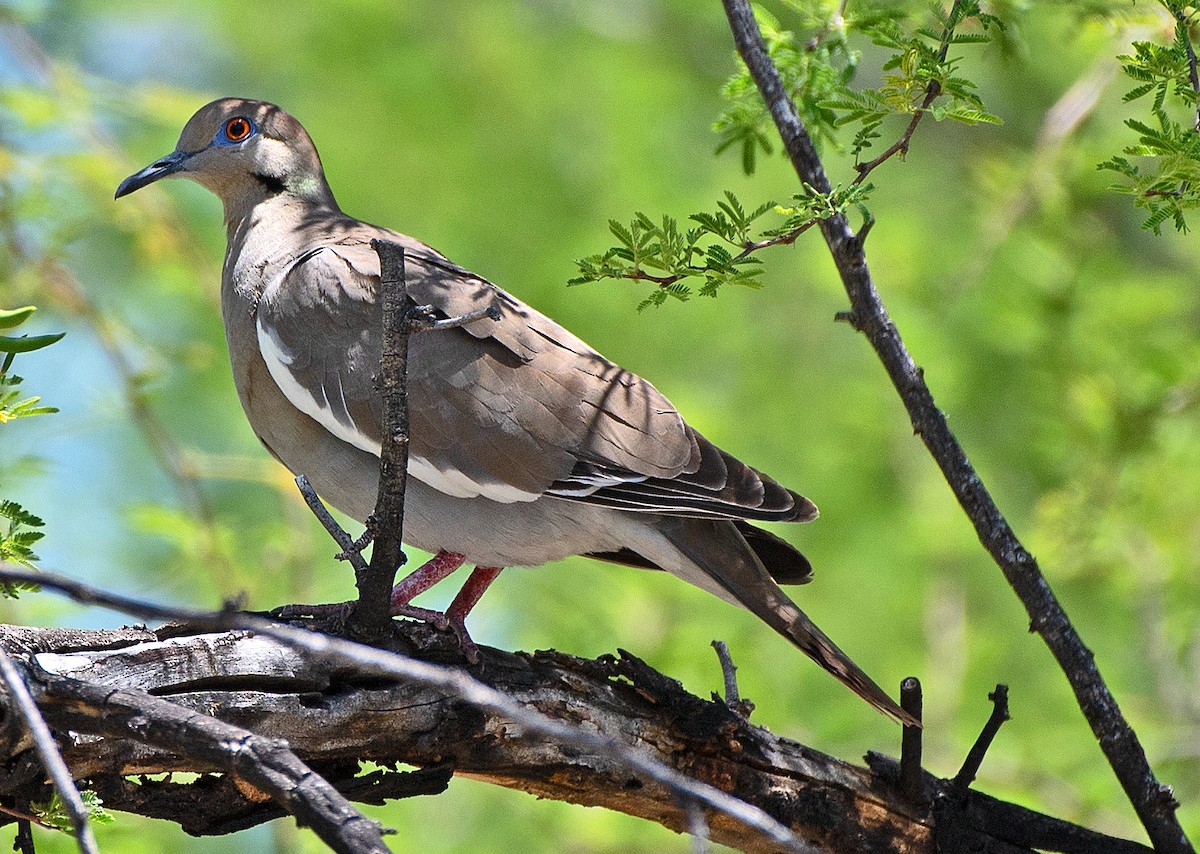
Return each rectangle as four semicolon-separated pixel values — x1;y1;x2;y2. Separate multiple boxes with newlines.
115;98;337;211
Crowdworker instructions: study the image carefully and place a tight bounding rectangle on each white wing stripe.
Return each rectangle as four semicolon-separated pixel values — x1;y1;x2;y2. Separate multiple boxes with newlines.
256;266;538;505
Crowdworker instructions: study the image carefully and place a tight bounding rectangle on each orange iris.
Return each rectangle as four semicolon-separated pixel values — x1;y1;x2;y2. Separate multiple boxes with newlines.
225;117;251;142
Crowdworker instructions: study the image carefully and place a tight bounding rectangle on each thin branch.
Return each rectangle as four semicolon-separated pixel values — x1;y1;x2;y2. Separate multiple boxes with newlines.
684;797;712;854
710;640;753;718
1174;6;1200;133
630;219;817;290
952;684;1010;796
853;108;928;184
711;640;741;706
719;2;1192;852
0;564;811;853
852;0;964;184
409;303;501;331
344;239;416;641
804;0;848;52
0;649;97;854
13;817;35;854
736;219;817;255
338;239;503;641
0;804;52;829
294;475;368;574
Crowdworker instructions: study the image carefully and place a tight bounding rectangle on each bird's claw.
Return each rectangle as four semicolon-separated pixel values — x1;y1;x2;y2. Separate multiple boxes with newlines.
388;601;482;663
389;602;450;631
447;614;482;664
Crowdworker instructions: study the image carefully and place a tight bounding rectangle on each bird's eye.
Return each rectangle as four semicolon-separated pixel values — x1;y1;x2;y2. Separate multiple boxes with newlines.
224;117;253;142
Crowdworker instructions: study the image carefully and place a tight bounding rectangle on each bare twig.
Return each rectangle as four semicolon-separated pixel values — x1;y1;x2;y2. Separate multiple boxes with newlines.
952;685;1010;796
711;640;740;706
409;303;501;331
711;640;753;718
0;564;810;853
294;475;368;574
344;242;502;641
719;2;1192;851
899;676;923;803
0;649;97;854
13;817;35;853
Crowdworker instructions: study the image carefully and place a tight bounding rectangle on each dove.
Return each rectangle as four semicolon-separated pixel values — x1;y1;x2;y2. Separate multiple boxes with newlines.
116;98;910;724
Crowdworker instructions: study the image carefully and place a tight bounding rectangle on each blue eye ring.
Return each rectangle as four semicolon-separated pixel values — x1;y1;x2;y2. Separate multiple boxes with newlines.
219;116;255;144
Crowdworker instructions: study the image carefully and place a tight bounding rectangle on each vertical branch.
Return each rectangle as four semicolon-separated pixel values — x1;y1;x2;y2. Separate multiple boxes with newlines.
719;2;1192;852
346;239;414;641
1175;6;1200;133
899;677;923;803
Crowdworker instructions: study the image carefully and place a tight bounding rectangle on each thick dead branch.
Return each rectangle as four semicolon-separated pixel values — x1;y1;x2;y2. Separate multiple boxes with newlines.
0;621;1152;854
0;565;804;850
14;652;391;853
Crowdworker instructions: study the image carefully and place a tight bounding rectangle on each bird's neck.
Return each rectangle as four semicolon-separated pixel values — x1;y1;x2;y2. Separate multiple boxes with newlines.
219;173;338;236
222;192;338;304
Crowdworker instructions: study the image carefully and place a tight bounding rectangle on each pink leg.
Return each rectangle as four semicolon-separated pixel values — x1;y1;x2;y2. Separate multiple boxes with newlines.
389;550;466;629
445;566;504;663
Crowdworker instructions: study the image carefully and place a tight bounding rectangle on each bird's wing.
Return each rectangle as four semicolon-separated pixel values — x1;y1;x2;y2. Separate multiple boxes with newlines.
255;228;812;520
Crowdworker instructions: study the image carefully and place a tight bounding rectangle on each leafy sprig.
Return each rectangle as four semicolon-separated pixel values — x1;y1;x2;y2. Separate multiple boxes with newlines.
32;790;115;833
714;4;869;174
571;187;868;309
1100;2;1200;233
714;1;1001;178
575;2;1004;306
1;305;63;594
1;306;64;424
0;500;45;595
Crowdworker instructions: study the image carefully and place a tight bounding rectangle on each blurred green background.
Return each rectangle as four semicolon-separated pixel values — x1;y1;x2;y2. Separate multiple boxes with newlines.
2;0;1198;851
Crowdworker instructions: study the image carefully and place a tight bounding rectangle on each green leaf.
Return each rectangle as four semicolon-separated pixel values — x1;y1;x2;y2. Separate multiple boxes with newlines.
0;306;37;330
0;501;44;527
0;332;66;354
32;790;114;832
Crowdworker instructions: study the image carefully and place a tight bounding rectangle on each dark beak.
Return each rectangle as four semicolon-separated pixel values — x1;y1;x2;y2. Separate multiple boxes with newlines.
114;149;192;199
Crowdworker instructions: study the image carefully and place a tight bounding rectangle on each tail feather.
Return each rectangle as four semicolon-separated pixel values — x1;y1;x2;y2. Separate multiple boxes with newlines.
586;520;811;585
650;516;916;727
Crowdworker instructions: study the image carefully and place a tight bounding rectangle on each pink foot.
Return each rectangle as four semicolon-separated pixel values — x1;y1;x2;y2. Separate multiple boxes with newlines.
390;551;466;630
445;566;503;663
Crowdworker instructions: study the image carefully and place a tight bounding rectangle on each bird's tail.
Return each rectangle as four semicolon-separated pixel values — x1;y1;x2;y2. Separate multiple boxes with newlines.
649;516;917;726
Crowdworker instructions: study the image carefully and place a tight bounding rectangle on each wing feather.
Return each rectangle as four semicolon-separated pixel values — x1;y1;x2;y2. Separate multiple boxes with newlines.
254;220;812;522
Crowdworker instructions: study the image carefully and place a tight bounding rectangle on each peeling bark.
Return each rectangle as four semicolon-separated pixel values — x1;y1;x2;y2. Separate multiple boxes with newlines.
0;621;1150;853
